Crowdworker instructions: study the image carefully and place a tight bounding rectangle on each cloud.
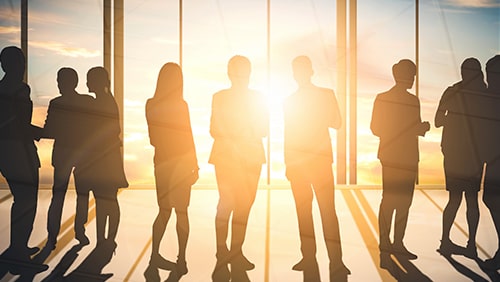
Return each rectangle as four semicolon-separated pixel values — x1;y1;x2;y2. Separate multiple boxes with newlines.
0;26;20;34
28;41;100;58
445;0;500;8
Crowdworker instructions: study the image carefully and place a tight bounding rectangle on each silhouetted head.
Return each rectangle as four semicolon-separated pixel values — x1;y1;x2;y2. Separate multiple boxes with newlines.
486;55;500;92
292;56;314;86
0;46;26;82
461;57;483;82
392;59;416;90
57;67;78;95
154;62;183;100
228;55;251;89
87;66;110;95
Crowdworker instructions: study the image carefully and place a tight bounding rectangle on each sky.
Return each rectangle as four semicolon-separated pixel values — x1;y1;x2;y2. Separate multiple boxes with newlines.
0;0;499;186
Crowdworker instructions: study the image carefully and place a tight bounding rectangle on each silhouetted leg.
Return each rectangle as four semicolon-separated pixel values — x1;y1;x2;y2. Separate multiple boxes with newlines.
47;165;72;248
464;190;479;257
5;166;39;256
74;188;90;244
94;189;108;243
107;190;120;243
291;180;316;261
152;208;171;256
392;169;417;259
214;166;233;259
213;166;233;281
485;192;500;250
379;165;396;253
230;164;260;274
483;175;500;268
175;208;189;275
441;190;462;242
393;178;415;246
314;178;350;281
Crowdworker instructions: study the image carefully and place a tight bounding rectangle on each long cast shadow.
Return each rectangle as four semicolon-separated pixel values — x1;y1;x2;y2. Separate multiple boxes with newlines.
40;243;85;282
63;240;116;282
438;253;489;282
381;253;432;282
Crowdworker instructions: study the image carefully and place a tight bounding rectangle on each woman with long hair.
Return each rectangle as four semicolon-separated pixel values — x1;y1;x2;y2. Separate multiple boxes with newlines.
435;58;486;258
79;66;128;249
144;62;198;280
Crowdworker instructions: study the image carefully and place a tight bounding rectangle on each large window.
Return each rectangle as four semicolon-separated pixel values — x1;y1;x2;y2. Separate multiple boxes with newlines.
1;1;499;187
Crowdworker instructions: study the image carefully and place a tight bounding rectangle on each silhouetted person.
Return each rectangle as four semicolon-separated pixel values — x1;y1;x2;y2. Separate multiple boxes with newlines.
480;55;500;270
284;56;350;282
144;62;198;281
435;58;485;258
42;67;94;249
76;66;128;249
209;55;269;281
370;59;430;266
0;46;47;273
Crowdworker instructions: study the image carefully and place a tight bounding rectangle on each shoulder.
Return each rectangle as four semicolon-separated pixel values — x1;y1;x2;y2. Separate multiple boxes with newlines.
213;89;229;99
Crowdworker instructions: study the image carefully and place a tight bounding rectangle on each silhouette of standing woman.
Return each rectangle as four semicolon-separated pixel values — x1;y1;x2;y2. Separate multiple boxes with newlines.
78;67;128;248
144;62;198;281
480;55;500;270
371;59;430;266
209;55;269;281
435;58;485;258
0;46;46;273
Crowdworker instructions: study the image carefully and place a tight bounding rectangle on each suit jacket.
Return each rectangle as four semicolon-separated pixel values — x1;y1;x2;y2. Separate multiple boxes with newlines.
370;86;426;170
284;85;341;167
43;92;94;167
208;88;268;166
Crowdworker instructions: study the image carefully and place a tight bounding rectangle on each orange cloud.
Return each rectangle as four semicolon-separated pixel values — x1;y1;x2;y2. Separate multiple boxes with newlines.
0;26;20;34
446;0;500;8
29;41;100;58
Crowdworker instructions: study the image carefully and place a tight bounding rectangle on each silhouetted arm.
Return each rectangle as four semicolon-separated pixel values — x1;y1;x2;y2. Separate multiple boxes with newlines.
253;93;269;138
328;90;342;130
370;96;383;137
41;100;57;139
209;94;223;139
413;97;430;137
435;87;453;128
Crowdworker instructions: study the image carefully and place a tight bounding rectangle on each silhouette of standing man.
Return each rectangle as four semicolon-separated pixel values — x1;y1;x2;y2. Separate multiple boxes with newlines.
209;55;268;282
435;58;485;258
0;46;46;272
284;55;350;282
480;55;500;270
42;67;94;249
371;59;430;266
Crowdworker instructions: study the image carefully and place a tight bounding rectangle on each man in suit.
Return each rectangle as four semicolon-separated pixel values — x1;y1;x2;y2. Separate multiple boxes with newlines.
42;67;94;249
370;59;430;266
0;46;46;273
284;55;350;282
209;55;269;281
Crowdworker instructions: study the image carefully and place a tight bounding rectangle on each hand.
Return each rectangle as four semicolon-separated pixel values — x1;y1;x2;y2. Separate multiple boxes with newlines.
422;121;430;132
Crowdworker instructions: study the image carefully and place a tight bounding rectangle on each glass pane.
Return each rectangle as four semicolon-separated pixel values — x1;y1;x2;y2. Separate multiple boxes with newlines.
357;0;416;184
270;0;336;184
418;2;500;184
183;0;267;185
123;0;179;186
26;0;103;185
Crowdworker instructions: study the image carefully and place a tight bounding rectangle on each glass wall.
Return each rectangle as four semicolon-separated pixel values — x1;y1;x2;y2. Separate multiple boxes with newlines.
123;0;179;186
183;0;268;185
1;1;498;186
269;0;337;184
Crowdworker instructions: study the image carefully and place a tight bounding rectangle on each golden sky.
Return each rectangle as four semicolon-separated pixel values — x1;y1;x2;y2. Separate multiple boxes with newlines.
1;0;499;186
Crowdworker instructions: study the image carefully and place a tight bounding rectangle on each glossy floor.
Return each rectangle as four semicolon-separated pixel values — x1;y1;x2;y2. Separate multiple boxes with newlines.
0;186;498;282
